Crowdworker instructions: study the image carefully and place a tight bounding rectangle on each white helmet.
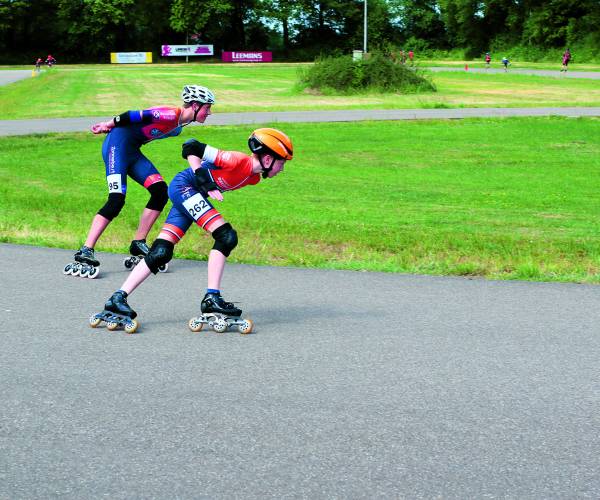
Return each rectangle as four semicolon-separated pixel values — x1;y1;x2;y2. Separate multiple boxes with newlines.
181;85;215;104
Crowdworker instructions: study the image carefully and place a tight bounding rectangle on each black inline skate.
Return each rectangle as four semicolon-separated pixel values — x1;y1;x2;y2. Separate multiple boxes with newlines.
189;292;253;334
89;290;139;333
64;245;100;279
123;239;168;272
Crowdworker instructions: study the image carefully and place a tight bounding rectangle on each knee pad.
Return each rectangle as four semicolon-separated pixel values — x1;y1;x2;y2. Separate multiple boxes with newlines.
144;239;174;274
98;193;125;221
212;223;238;257
146;181;169;211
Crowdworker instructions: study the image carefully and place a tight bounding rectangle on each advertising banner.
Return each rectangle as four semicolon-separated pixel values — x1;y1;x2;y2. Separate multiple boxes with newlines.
222;51;272;63
110;52;152;64
161;45;214;57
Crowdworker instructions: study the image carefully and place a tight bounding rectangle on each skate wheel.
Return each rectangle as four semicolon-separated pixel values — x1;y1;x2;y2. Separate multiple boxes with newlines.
89;315;102;328
124;258;133;270
71;264;81;277
238;319;254;335
106;321;119;331
87;266;99;279
80;266;89;278
158;263;168;273
213;319;228;333
188;318;204;332
63;263;74;275
124;320;139;334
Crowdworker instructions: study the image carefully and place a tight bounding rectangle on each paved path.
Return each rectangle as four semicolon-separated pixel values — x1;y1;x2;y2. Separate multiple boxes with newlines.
1;68;600;136
2;106;600;136
428;66;600;79
0;69;31;85
1;243;599;498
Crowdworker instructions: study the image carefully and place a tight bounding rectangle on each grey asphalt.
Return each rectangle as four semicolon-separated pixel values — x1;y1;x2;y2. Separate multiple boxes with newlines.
1;243;599;498
428;66;600;79
1;106;600;136
1;68;600;136
0;70;31;86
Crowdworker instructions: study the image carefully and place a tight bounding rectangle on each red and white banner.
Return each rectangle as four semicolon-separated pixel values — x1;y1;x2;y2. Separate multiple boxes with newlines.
222;51;272;63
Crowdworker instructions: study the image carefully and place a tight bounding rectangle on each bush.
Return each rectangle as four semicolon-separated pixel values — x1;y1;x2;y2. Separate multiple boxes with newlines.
299;52;436;94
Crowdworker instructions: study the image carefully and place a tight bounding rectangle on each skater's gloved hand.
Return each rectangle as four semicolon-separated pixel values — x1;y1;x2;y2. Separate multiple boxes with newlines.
193;168;220;198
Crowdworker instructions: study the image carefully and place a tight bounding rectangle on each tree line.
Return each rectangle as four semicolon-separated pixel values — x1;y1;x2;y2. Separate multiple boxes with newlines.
1;0;599;64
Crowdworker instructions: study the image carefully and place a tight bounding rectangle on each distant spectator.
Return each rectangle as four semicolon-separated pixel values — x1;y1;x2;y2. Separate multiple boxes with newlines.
400;49;407;64
485;52;491;69
408;50;414;65
501;56;510;71
561;48;571;72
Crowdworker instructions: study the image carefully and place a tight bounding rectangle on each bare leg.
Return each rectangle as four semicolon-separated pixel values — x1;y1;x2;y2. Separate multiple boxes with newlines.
134;208;161;240
207;250;226;290
205;219;227;290
120;259;153;295
84;214;111;248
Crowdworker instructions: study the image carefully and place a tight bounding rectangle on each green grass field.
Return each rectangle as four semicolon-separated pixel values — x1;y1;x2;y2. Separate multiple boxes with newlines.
2;63;600;119
2;117;600;282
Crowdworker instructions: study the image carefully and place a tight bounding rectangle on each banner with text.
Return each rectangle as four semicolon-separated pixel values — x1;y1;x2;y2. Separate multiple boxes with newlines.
161;45;214;57
110;52;152;64
222;51;272;63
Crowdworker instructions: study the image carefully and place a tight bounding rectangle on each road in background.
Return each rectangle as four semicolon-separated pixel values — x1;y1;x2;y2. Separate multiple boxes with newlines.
428;66;600;79
1;106;600;136
1;243;599;498
0;69;32;85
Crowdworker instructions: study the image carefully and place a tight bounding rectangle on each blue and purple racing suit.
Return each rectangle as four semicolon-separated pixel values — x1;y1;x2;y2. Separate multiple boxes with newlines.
102;106;183;194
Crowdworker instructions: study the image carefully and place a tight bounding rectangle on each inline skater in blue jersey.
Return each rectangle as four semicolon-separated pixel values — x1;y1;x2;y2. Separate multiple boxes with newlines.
64;85;215;278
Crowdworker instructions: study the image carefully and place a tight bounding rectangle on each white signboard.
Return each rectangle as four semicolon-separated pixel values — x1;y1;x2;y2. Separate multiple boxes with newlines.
161;45;214;57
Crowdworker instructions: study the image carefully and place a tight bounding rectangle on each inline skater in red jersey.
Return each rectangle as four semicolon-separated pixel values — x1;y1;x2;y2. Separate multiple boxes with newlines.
90;128;294;333
64;85;215;278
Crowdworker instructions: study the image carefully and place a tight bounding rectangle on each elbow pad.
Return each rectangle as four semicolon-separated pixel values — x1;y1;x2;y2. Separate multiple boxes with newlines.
113;111;152;127
182;139;207;159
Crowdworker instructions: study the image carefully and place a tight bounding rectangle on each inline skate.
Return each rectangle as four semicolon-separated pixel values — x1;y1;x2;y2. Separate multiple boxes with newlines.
89;290;139;333
188;292;253;334
64;246;100;278
123;239;168;272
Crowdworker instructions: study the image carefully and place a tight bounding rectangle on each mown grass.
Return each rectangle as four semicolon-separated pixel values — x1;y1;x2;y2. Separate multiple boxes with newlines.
1;63;600;119
2;117;600;282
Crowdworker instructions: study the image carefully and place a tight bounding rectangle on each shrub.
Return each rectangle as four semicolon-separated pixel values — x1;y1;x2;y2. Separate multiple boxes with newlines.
299;52;436;94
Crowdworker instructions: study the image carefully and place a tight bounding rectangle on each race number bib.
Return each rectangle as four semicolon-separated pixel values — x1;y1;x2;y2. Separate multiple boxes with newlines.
182;193;211;221
107;174;122;193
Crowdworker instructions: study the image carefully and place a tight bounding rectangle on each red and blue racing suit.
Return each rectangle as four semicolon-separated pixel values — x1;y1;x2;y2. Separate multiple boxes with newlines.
162;150;261;239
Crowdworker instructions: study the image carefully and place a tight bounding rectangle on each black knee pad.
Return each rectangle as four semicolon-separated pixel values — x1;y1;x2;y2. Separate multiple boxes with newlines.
146;181;169;211
212;223;238;257
98;193;125;221
144;239;174;274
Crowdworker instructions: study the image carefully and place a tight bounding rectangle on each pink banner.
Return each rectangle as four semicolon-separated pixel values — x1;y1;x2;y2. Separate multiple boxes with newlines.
222;51;272;63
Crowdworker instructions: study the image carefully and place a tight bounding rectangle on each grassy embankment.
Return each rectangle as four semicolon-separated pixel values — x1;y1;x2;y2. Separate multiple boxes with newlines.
2;117;600;282
1;63;600;118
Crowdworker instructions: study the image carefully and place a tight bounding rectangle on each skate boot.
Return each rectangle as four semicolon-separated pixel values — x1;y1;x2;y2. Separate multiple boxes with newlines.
64;245;100;278
89;290;139;333
123;239;168;272
189;293;253;334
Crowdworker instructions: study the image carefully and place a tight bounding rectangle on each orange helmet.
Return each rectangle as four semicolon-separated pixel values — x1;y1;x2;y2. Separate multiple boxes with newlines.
248;128;293;160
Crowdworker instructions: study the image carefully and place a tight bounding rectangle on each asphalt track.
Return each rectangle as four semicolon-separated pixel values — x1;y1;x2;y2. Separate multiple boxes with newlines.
2;68;600;497
428;66;600;79
1;68;600;136
1;243;599;498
